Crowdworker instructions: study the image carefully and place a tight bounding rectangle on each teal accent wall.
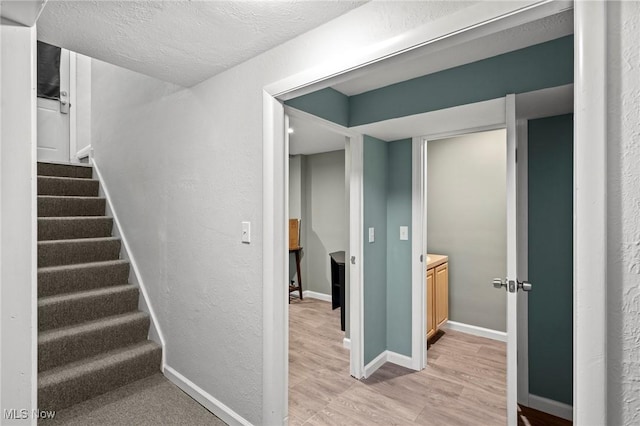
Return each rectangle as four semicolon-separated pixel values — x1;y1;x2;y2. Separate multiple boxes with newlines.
528;114;573;405
386;139;413;356
363;137;413;362
349;36;573;126
285;36;573;129
363;135;388;364
284;87;349;127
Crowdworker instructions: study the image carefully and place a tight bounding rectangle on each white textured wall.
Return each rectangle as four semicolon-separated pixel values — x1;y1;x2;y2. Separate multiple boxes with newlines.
607;2;640;425
0;22;37;424
87;2;515;424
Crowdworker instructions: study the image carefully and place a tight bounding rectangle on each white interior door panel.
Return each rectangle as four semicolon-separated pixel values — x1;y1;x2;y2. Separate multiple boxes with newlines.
37;48;70;162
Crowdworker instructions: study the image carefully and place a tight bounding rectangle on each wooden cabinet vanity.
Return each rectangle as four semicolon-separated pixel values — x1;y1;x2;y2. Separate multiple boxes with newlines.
426;254;449;340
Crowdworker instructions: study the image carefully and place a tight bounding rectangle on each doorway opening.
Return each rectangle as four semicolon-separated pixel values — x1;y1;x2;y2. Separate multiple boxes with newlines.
285;106;365;423
36;41;92;164
264;2;605;424
424;128;509;421
424;128;508;343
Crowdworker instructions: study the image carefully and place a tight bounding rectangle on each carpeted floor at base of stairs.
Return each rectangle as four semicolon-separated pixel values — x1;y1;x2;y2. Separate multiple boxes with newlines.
39;374;226;426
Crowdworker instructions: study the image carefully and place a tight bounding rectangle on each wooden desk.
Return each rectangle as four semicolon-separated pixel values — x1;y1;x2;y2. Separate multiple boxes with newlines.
289;247;303;301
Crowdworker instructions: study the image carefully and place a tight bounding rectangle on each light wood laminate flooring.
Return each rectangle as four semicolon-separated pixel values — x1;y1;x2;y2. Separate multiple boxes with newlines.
289;298;507;425
289;299;571;425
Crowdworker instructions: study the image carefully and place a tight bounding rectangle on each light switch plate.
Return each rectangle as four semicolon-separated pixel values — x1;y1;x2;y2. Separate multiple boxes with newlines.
242;221;251;243
400;226;409;240
368;227;375;243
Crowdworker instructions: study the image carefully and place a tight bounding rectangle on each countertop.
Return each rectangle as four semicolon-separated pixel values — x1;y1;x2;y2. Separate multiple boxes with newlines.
426;254;448;270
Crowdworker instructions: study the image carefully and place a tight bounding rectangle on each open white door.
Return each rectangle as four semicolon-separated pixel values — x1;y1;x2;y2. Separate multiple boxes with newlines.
285;106;365;380
497;94;532;425
37;47;71;162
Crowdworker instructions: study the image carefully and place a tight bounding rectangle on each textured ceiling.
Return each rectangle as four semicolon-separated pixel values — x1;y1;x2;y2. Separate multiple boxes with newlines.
36;0;367;87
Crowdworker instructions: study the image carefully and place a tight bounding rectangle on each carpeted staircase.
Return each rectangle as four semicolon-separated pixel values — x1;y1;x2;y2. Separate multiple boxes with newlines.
37;162;162;412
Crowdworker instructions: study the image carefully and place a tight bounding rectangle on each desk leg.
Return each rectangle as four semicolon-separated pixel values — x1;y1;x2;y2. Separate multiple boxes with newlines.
295;250;303;300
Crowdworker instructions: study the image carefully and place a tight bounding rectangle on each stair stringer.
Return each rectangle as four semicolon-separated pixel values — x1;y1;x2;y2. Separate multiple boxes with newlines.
91;158;166;370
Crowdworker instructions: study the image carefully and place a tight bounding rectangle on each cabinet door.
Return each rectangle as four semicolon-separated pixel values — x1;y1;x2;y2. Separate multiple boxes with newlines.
426;268;436;339
435;263;449;328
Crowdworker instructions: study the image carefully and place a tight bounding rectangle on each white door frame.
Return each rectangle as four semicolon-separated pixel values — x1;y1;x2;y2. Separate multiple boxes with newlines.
573;2;607;424
284;105;365;381
68;50;78;162
505;93;519;425
516;118;530;408
262;1;607;424
411;135;427;371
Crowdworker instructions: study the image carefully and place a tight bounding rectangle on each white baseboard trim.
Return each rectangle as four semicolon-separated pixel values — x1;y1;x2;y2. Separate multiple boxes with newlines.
164;366;252;426
528;393;573;421
443;320;507;342
386;351;413;369
363;350;414;378
363;351;387;378
343;337;351;350
92;159;166;368
302;290;332;302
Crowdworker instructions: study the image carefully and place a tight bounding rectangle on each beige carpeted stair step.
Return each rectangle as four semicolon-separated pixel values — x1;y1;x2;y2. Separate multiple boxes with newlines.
38;162;93;179
38;260;130;298
39;285;139;332
38;237;121;267
38;176;100;197
39;311;150;372
38;341;162;412
38;216;114;241
38;195;106;217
